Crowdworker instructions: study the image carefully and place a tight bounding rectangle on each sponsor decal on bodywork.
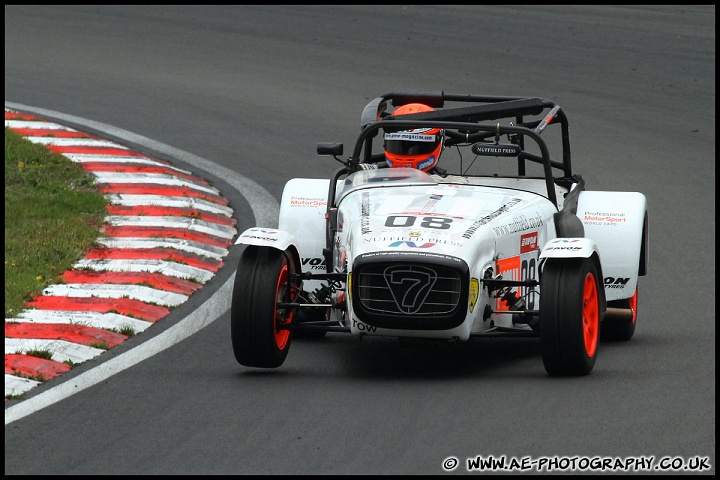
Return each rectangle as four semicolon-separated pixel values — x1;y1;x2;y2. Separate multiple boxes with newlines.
302;257;327;270
462;198;522;239
361;191;371;235
520;232;538;254
388;241;436;248
584;211;627;226
604;277;630;289
492;213;544;237
417;193;443;213
494;232;539;311
469;277;479;313
364;236;463;248
352;318;378;332
242;235;277;242
546;238;581;251
289;196;327;208
360;250;464;264
241;228;278;242
390;212;464;220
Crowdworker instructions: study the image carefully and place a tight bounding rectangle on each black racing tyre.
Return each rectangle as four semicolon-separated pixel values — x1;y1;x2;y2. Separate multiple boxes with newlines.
540;257;602;376
231;246;296;368
601;287;638;341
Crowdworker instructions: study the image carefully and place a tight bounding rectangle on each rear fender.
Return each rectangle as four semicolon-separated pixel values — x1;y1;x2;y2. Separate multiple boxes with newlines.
576;191;648;302
278;178;333;291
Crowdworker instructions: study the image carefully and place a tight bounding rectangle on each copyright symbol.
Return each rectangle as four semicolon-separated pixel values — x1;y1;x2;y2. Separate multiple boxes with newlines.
442;457;459;471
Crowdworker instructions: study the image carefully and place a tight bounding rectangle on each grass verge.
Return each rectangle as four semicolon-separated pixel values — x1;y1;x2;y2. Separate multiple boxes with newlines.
4;127;108;318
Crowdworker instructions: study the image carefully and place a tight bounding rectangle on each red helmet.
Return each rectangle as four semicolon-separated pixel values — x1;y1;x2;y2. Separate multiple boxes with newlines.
384;103;443;172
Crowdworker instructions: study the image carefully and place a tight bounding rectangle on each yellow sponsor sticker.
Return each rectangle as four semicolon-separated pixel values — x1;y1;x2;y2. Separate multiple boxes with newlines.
469;277;479;313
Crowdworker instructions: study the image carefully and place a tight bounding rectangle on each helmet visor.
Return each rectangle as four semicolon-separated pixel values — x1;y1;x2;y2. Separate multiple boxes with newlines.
384;132;440;156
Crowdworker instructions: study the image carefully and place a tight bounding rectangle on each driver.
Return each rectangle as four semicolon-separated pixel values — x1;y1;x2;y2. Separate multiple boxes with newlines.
383;103;444;173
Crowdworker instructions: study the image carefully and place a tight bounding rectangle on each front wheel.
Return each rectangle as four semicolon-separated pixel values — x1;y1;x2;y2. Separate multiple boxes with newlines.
231;246;297;368
540;257;603;376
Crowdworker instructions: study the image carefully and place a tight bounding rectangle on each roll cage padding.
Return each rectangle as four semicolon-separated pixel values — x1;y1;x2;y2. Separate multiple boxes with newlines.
386;98;545;124
361;91;556;128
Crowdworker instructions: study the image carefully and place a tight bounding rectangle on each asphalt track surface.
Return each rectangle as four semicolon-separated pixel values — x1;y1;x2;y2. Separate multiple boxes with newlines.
4;5;715;475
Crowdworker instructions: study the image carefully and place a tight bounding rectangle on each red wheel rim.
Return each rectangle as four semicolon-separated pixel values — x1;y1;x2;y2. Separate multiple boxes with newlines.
274;263;292;349
582;272;599;357
629;287;638;324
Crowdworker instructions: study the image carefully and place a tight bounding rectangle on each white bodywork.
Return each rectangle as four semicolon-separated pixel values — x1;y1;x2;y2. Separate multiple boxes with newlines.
235;168;647;340
576;191;647;301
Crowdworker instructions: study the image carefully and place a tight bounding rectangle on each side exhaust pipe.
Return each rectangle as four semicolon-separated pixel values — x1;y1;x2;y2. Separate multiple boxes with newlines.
604;307;634;322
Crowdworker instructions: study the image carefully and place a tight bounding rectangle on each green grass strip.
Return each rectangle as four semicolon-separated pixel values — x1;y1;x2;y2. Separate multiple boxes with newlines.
4;127;108;318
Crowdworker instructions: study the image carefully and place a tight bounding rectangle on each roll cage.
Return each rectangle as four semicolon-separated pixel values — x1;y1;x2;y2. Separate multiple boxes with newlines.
317;90;582;273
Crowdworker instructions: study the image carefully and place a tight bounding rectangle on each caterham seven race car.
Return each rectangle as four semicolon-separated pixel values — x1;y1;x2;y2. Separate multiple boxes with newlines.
230;90;648;376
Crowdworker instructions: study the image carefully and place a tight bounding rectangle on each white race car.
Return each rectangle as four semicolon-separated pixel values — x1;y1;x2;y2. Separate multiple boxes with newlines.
230;90;648;376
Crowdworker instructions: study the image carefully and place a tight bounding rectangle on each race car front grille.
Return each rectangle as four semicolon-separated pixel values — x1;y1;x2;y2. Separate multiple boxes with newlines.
351;252;469;330
357;266;461;315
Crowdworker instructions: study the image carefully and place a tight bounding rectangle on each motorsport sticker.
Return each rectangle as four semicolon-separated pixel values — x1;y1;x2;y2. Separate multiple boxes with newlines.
583;210;626;226
290;196;327;208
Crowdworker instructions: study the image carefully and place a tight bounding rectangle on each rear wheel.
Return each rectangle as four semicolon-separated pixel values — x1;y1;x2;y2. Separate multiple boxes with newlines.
601;287;638;341
540;257;602;376
231;246;297;368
